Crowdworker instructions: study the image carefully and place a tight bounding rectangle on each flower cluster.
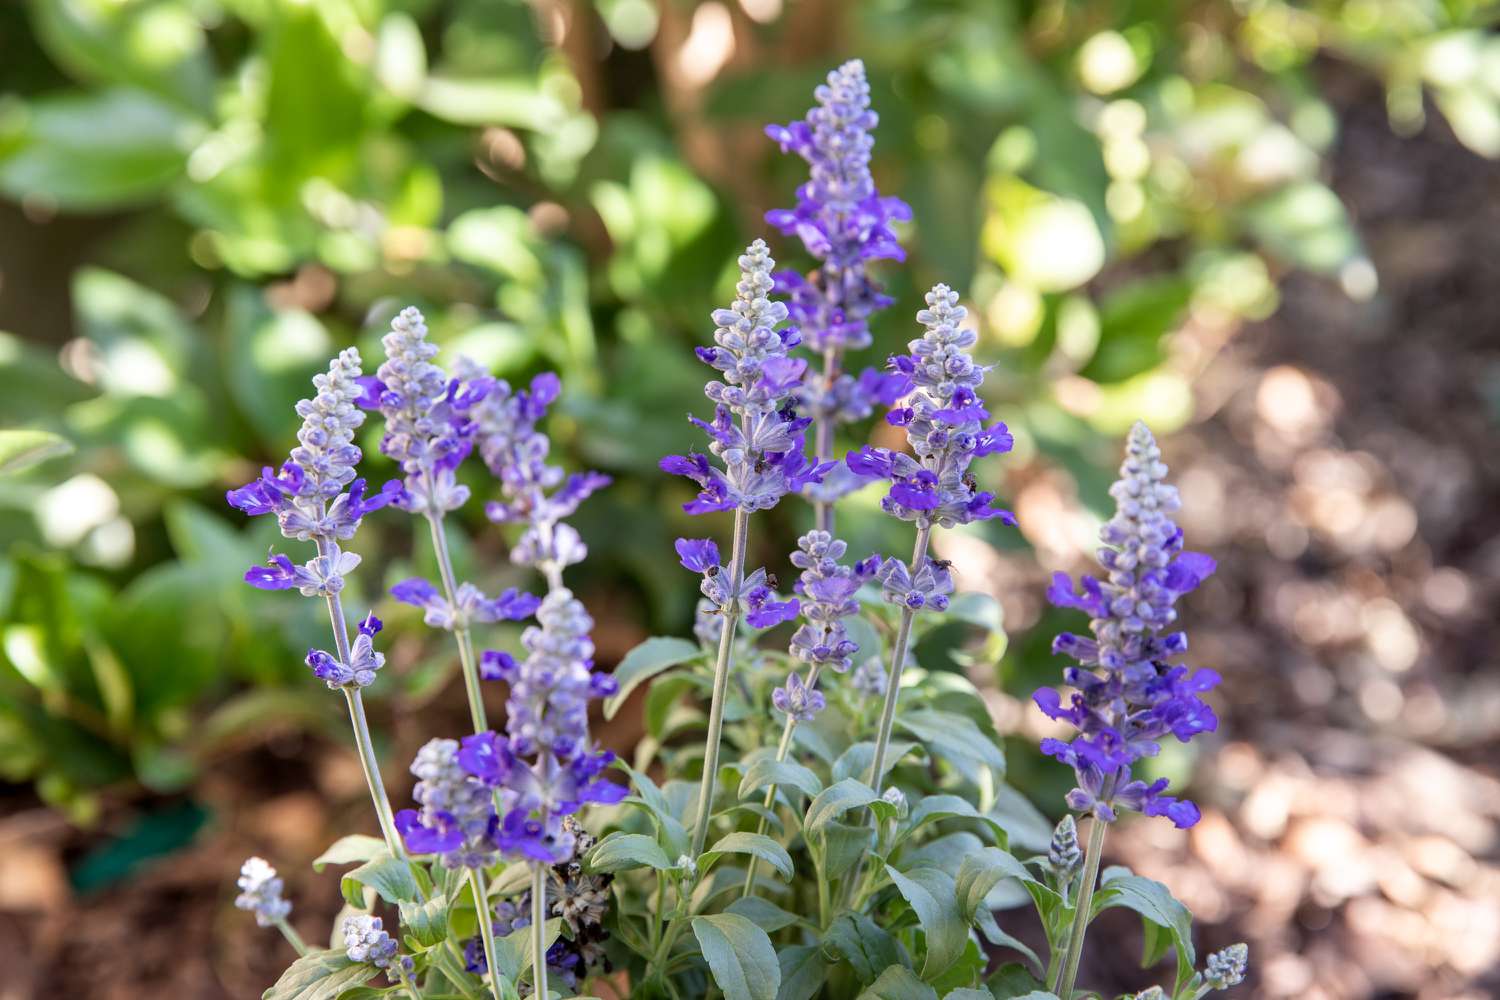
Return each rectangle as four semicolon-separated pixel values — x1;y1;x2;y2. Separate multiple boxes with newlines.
390;577;539;632
464;364;611;576
1034;422;1220;829
370;306;494;515
873;554;954;612
234;857;291;927
343;913;413;983
675;537;799;629
395;737;504;869
786;530;874;672
400;590;624;865
765;59;909;355
305;613;385;690
465;819;613;993
661;239;832;513
847;285;1017;527
229;349;401;589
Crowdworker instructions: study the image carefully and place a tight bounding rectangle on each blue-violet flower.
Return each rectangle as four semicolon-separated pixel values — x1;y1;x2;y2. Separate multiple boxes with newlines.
1034;422;1220;829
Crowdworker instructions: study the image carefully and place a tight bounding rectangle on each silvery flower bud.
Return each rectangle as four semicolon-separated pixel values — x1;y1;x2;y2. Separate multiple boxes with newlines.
1205;942;1248;989
881;786;909;819
234;856;292;927
1048;814;1082;878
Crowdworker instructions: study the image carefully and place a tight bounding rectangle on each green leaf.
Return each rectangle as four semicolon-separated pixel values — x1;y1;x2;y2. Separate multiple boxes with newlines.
261;950;377;1000
805;778;880;834
587;832;673;873
1081;278;1192;384
399;892;449;948
985;962;1049;999
738;756;824;801
489;917;561;982
833;741;918;784
953;848;1039;921
0;89;197;209
726;896;800;934
885;866;969;980
944;592;1004;632
312;835;388;872
1094;873;1195;983
777;944;829;1000
942;990;994;1000
0;430;73;475
341;852;420;906
417;76;568;131
1243;181;1360;274
691;913;781;1000
822;820;873;880
602;636;701;719
857;965;939;1000
615;760;690;857
896;710;1005;774
898;795;1007;848
702;831;793;880
825;913;904;985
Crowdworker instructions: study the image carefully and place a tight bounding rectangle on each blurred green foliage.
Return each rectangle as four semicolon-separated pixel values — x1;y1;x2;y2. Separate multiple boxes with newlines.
1;0;1494;820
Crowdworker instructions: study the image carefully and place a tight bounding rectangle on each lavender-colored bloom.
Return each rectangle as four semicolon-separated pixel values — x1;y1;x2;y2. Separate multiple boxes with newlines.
771;670;826;722
234;857;291;927
850;655;887;697
874;555;954;612
390;576;539;630
343;914;405;981
394;737;500;869
1034;422;1220;830
660;240;834;514
846;285;1017;528
464;364;611;574
444;591;625;866
305;612;386;689
1204;943;1249;989
227;349;400;594
788;530;874;673
372;306;494;515
677;537;799;629
765;59;910;355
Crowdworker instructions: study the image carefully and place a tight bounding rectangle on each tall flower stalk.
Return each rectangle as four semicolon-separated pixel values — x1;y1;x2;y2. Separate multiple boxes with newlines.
227;348;407;859
663;239;827;858
1035;422;1221;998
765;59;911;533
741;530;874;896
846;284;1016;795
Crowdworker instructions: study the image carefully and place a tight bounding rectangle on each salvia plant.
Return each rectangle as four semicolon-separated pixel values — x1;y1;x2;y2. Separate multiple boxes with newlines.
230;60;1245;1000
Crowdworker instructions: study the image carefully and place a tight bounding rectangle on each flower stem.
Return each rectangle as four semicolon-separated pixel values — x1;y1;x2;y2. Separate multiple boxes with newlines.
342;688;407;860
424;501;489;733
273;917;308;956
813;346;839;535
1052;808;1110;999
468;867;505;1000
740;662;822;897
530;862;550;998
689;507;751;859
864;524;931;791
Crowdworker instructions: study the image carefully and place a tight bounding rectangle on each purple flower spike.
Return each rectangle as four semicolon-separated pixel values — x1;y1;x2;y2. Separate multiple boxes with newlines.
666;240;831;515
1033;423;1220;829
851;285;1018;529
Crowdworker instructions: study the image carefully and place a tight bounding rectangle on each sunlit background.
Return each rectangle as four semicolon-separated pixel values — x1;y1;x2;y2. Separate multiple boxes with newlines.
1;1;1498;998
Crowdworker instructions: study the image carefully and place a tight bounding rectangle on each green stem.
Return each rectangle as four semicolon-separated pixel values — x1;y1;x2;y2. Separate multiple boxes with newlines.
1052;809;1110;999
342;688;406;859
812;345;839;535
424;502;488;733
531;863;549;999
688;507;751;859
273;918;308;956
740;662;822;897
468;867;505;1000
864;524;932;791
